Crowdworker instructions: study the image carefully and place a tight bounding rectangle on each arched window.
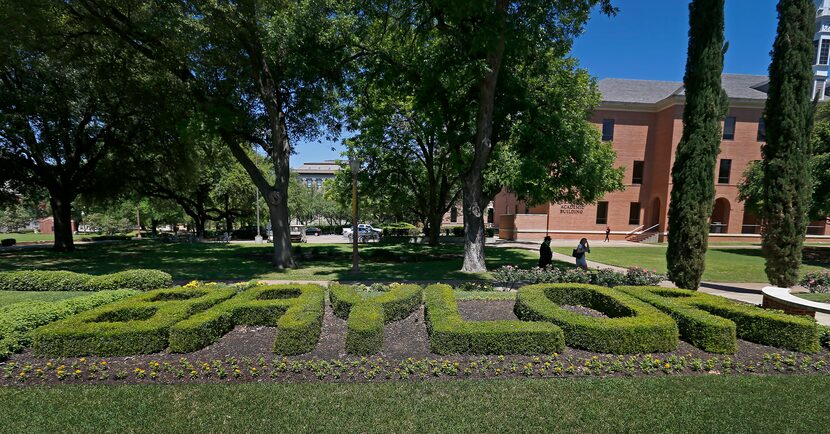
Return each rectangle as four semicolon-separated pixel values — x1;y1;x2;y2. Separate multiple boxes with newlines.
450;207;458;223
306;178;313;189
316;178;323;189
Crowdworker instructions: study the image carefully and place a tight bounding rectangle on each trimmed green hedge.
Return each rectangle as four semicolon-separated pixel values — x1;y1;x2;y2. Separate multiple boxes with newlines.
821;326;830;350
329;283;422;355
31;287;236;356
617;286;821;353
424;284;564;355
169;284;325;355
514;284;678;354
0;269;173;292
0;290;138;361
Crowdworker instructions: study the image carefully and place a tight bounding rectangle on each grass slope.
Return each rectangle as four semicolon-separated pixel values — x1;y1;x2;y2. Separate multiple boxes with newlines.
1;376;829;432
555;246;829;283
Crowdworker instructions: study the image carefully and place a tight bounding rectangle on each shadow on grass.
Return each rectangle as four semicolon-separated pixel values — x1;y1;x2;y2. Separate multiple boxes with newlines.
0;240;550;282
714;246;830;268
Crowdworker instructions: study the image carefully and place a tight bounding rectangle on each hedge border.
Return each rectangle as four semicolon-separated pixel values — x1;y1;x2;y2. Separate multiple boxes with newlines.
424;284;564;355
514;283;678;354
31;287;236;357
0;290;138;361
329;283;422;355
617;286;821;353
0;269;173;292
169;284;326;355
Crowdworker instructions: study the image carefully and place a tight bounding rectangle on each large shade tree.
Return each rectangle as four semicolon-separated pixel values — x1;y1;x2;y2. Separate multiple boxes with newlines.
71;0;354;268
0;1;177;251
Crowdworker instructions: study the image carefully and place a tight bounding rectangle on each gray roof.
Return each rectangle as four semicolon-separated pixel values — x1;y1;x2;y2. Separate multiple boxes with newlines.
599;74;768;105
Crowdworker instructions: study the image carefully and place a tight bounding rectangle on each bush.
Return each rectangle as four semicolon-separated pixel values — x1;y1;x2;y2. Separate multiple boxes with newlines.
32;286;237;356
168;284;325;355
0;269;173;292
617;286;821;353
801;271;830;293
330;283;422;354
381;223;419;237
423;284;564;355
820;326;830;350
1;238;15;247
0;290;138;361
514;283;678;354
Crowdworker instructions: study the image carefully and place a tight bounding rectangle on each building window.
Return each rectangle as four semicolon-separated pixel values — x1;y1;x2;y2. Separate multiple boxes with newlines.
757;118;766;142
601;119;615;141
718;159;732;184
487;208;494;224
632;161;644;184
821;39;830;65
316;178;323;189
723;117;736;140
596;202;608;225
628;202;641;225
305;178;313;188
450;207;458;223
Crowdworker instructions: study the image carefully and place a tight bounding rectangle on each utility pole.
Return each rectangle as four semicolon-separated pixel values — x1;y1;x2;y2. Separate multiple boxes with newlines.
136;205;142;239
349;153;360;274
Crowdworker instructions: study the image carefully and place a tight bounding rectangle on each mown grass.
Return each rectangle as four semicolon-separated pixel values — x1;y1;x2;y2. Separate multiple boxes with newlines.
0;291;89;308
0;241;553;282
0;232;130;243
797;293;830;303
554;245;829;283
1;376;829;432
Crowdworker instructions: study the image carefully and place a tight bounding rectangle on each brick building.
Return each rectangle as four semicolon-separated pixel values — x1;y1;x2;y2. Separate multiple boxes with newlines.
497;74;829;243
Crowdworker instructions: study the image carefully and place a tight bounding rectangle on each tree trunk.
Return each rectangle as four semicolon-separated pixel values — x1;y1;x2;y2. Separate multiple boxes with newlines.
427;211;443;246
194;216;206;239
461;177;487;271
266;140;295;269
150;219;159;236
50;195;74;252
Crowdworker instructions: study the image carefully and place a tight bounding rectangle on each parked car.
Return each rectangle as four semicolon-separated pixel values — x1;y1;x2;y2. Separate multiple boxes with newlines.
232;226;267;240
290;225;307;243
342;224;382;239
305;227;322;236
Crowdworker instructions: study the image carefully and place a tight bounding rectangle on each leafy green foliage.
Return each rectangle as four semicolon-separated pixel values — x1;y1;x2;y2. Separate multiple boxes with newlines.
423;284;565;355
761;0;816;287
168;284;325;355
0;269;172;292
666;0;728;290
618;286;821;353
0;289;138;360
32;287;237;356
514;284;678;353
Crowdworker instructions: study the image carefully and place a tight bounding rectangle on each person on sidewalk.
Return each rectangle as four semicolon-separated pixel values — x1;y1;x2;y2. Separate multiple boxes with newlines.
604;226;611;242
573;238;590;270
539;236;553;268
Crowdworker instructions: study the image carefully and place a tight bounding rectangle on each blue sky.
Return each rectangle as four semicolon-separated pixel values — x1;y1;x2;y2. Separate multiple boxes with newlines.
291;0;781;167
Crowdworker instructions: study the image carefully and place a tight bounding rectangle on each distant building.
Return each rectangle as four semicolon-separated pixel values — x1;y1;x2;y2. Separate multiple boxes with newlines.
295;160;341;190
38;217;77;234
496;74;829;243
814;0;830;99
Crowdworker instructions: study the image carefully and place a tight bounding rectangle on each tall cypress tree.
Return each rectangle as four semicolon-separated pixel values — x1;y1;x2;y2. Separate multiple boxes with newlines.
761;0;815;287
666;0;728;290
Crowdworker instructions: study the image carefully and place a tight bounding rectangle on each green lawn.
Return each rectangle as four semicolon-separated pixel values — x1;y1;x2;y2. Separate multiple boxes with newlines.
0;241;550;282
0;291;89;308
0;232;132;243
797;292;830;303
555;245;829;283
1;376;829;432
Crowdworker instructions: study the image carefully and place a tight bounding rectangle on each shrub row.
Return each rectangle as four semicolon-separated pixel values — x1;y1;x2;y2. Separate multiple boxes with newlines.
169;284;325;355
492;266;664;289
514;283;678;354
32;287;236;356
0;290;138;361
0;269;173;292
423;284;564;355
617;286;821;353
330;283;422;354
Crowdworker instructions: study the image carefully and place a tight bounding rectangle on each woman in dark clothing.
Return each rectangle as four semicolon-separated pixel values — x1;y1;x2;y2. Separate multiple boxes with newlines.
539;236;553;268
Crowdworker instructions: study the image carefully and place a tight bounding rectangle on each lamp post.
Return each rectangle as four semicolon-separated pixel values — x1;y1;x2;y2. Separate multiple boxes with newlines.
135;205;142;240
349;153;360;274
254;151;263;244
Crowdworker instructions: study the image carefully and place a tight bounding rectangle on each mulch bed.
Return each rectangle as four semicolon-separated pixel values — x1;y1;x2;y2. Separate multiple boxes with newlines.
2;300;828;386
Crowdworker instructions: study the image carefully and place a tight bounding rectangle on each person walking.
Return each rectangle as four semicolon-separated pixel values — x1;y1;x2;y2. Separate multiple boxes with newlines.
604;226;611;242
539;236;553;268
574;238;590;270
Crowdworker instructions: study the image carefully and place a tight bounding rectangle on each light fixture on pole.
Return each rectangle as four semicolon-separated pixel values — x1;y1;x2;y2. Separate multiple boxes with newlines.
349;152;361;274
135;205;142;240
